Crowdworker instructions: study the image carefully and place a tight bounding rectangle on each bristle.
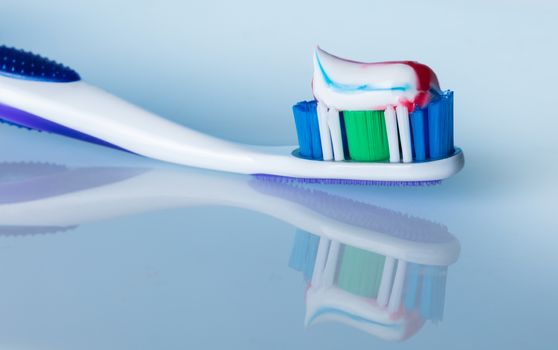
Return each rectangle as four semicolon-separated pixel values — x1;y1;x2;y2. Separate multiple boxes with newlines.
252;174;441;186
336;245;386;298
404;264;448;322
409;90;454;161
322;240;341;286
289;229;320;282
317;102;333;160
410;107;428;161
396;105;413;163
343;110;390;162
293;90;454;168
311;236;331;287
377;256;397;307
292;101;323;159
427;91;454;159
327;107;345;160
384;106;401;163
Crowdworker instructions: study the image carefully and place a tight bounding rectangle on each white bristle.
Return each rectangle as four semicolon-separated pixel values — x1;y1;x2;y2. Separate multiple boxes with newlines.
322;240;341;286
396;105;413;163
377;256;396;307
327;107;345;161
311;237;331;287
388;260;407;312
384;106;401;163
317;102;333;160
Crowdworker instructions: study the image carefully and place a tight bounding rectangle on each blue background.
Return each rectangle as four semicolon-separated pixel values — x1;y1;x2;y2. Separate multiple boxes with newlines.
0;0;557;349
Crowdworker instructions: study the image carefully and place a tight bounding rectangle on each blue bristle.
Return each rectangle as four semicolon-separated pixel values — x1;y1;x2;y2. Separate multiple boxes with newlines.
420;266;433;319
339;111;350;157
427;91;454;159
292;100;322;160
404;264;448;322
419;266;447;322
288;229;320;282
404;263;421;311
410;107;428;161
293;102;313;158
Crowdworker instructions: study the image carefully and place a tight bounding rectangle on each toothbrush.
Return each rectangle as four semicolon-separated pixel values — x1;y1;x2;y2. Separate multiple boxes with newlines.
0;46;464;185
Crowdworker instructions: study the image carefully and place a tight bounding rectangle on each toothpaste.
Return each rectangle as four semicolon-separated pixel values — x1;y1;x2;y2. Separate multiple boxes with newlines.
312;47;441;111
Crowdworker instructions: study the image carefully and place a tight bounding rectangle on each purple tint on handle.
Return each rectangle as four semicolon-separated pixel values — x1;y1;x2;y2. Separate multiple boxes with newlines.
0;103;131;152
0;225;77;237
0;166;148;204
252;174;442;186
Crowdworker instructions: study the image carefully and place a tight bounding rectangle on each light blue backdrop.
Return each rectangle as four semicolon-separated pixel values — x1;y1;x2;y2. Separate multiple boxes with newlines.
0;1;556;349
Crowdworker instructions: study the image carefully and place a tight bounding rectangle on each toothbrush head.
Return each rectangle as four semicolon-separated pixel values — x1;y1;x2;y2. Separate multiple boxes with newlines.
291;47;463;184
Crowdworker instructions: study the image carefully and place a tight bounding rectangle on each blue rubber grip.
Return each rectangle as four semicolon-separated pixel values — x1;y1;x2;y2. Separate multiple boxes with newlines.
0;46;80;82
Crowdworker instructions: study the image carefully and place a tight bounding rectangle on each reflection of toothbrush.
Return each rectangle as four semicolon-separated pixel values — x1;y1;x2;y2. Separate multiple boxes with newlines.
0;162;460;266
288;216;455;340
0;162;460;341
265;179;459;340
292;231;453;340
0;46;463;184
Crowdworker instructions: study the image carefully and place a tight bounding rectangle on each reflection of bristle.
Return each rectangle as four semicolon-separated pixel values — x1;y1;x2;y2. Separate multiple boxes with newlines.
404;263;448;322
291;233;450;325
289;229;320;282
335;245;385;297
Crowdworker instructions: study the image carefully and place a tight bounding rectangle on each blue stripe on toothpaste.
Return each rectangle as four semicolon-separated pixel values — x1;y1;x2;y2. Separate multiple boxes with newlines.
315;52;411;93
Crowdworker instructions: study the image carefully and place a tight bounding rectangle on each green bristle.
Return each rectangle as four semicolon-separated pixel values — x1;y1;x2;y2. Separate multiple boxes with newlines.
335;245;386;298
342;110;390;161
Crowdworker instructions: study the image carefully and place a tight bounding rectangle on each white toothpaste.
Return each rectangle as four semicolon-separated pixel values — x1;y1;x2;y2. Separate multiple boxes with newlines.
312;47;441;111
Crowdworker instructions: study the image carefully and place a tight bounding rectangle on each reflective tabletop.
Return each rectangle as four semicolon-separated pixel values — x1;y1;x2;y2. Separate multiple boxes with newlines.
1;1;557;348
0;129;555;349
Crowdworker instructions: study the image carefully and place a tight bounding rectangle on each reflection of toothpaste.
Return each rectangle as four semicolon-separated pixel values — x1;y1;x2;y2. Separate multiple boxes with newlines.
312;47;441;111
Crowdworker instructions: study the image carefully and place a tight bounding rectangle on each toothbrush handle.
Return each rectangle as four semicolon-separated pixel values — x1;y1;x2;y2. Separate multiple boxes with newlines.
0;76;260;171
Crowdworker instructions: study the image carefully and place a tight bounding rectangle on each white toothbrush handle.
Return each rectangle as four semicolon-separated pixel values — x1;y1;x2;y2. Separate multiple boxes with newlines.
0;76;262;171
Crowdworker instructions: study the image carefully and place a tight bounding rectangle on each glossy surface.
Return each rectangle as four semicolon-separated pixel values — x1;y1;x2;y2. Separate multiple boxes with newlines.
0;0;557;349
